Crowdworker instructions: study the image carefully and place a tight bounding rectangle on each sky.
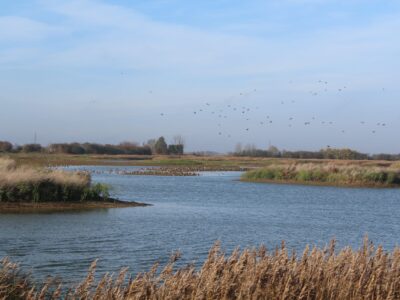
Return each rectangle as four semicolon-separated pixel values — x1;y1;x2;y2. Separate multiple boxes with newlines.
0;0;399;153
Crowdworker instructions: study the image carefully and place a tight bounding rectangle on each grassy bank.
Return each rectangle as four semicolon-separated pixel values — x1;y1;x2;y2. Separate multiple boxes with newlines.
242;162;400;187
1;238;400;299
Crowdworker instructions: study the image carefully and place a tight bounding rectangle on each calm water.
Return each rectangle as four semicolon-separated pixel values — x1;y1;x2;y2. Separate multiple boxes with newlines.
1;165;400;282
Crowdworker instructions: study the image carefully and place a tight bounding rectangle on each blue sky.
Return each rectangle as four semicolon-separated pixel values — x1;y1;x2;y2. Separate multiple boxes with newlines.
1;0;400;153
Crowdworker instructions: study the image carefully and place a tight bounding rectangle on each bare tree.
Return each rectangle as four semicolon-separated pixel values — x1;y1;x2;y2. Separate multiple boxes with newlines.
267;145;279;155
172;135;185;146
234;143;242;154
146;139;157;153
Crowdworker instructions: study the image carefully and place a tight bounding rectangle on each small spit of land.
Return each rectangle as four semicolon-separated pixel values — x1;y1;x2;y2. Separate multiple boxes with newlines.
0;157;147;212
1;238;399;299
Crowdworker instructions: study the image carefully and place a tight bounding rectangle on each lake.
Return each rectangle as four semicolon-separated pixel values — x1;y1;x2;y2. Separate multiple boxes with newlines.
1;165;399;282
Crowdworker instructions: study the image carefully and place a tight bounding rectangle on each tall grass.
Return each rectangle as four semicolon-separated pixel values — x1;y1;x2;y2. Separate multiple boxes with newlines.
242;162;400;187
0;158;109;202
1;238;400;299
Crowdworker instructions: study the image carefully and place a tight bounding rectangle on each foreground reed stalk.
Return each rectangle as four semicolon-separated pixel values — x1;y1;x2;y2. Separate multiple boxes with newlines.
1;238;400;299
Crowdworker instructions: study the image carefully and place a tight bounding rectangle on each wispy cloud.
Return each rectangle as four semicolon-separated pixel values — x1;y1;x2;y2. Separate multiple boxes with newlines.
2;0;399;79
0;16;60;42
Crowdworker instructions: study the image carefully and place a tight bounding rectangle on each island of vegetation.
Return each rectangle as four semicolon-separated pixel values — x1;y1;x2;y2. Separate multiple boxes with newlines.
0;158;147;213
242;161;400;188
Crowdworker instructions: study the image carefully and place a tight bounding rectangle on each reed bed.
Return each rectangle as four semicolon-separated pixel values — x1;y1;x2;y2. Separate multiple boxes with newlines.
0;158;109;202
1;238;400;299
242;162;400;187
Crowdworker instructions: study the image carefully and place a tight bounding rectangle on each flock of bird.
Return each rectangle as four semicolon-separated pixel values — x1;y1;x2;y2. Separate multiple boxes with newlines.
158;80;389;139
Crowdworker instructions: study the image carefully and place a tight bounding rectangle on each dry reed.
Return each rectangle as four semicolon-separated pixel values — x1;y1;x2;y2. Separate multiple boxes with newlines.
0;157;89;187
1;238;400;299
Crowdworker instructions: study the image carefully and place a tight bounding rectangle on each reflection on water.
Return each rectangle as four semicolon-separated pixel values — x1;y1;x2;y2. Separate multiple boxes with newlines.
1;165;400;282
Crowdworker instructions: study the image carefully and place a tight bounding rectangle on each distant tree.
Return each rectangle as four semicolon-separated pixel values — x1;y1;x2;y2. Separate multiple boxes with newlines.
0;141;12;152
244;144;256;152
154;137;168;154
22;144;42;153
235;143;243;154
146;139;157;153
169;135;184;154
69;143;86;154
172;135;185;146
320;148;368;160
119;141;139;148
267;145;280;156
118;141;139;154
168;144;184;155
47;142;151;155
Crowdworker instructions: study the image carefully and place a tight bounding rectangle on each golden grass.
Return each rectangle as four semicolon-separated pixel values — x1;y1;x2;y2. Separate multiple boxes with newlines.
1;238;400;299
0;157;89;188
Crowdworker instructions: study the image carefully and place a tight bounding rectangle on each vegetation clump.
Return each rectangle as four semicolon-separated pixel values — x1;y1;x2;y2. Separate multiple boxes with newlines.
0;158;109;202
242;162;400;187
1;238;400;299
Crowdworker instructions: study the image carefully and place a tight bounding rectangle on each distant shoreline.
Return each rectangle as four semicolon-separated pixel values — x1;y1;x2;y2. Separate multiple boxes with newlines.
0;198;150;213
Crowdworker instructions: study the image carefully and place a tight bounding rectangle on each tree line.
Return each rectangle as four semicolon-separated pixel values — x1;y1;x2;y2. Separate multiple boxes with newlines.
0;136;185;155
233;144;400;161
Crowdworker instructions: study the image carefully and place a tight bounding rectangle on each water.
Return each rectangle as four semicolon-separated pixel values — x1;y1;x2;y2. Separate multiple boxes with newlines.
1;165;400;282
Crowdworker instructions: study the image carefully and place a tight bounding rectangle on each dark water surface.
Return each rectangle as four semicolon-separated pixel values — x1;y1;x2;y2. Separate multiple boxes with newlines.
1;165;399;282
